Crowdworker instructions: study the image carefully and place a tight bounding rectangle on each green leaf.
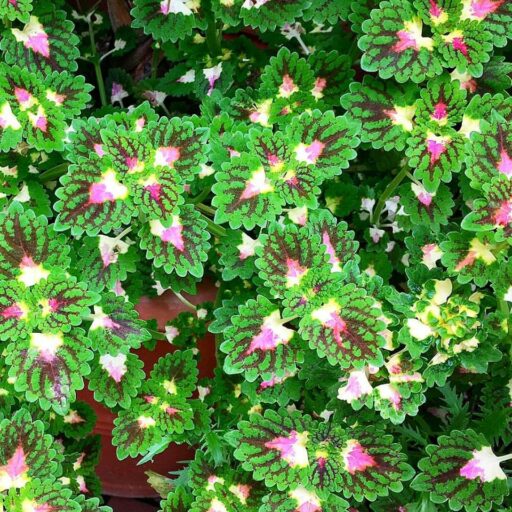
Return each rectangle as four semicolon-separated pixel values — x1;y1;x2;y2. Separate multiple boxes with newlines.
87;292;151;355
260;485;342;512
30;273;97;332
435;20;493;77
412;429;508;512
415;76;467;128
240;0;309;32
112;400;164;460
131;0;207;43
233;408;313;490
398;181;454;230
161;486;193;512
341;75;419;151
247;128;320;208
147;349;199;399
54;160;138;236
146;116;208;183
0;64;91;152
406;126;466;192
303;0;350;24
480;0;512;48
440;231;500;286
75;495;113;512
461;175;512;239
218;230;260;282
212;154;286;230
221;295;300;382
359;0;442;83
299;282;386;369
259;48;315;116
286;110;360;182
255;222;328;302
1;7;80;72
66;102;158;164
9;479;80;512
139;204;210;278
308;50;354;109
308;209;359;274
465;115;512;191
6;328;92;414
72;234;138;293
88;352;145;408
309;423;414;500
0;0;32;22
0;202;70;284
0;408;60;488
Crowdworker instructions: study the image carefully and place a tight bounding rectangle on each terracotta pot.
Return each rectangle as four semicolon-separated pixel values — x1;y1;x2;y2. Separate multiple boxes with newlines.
78;281;218;498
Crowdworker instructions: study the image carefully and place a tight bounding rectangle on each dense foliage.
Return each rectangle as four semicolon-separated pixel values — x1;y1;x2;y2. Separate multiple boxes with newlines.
0;0;511;510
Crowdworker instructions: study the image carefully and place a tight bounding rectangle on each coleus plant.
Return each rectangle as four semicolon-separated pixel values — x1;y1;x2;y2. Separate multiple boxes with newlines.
0;0;511;511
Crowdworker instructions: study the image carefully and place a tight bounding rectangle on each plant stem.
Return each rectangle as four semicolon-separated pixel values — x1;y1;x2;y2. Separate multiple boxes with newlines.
199;212;226;238
172;290;196;311
151;46;160;80
113;226;132;242
196;202;216;216
204;0;222;57
148;328;167;341
38;163;68;182
497;453;512;463
188;186;212;205
88;18;107;107
295;33;310;55
371;165;409;225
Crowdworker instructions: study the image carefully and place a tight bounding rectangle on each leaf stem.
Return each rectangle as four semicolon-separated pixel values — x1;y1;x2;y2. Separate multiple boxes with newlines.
113;226;132;242
198;212;226;238
148;328;167;341
151;45;161;80
294;33;311;55
196;202;216;216
188;186;212;205
88;17;107;107
497;453;512;463
371;165;409;225
204;0;222;57
38;163;68;182
282;315;299;324
172;290;197;311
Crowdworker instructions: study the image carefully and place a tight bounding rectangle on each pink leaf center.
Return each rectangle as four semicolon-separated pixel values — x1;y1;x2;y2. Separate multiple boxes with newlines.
160;224;185;251
342;440;376;474
93;143;104;157
145;182;162;202
432;102;448;122
155;146;180;167
1;303;25;319
393;30;418;52
494;200;512;226
286;258;308;286
429;0;443;17
427;137;447;164
264;430;309;467
279;74;298;98
14;87;33;107
322;231;341;272
466;0;504;19
452;37;469;56
312;77;327;99
0;445;29;490
497;149;512;177
26;32;50;58
296;139;325;165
